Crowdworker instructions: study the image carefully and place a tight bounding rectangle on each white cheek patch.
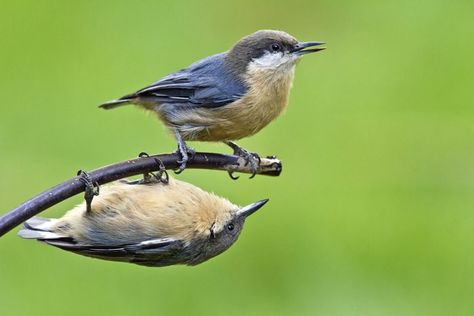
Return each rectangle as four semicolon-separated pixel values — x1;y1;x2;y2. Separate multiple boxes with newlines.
250;52;298;70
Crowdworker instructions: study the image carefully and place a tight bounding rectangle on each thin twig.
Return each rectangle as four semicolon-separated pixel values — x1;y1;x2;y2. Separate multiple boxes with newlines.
0;152;282;238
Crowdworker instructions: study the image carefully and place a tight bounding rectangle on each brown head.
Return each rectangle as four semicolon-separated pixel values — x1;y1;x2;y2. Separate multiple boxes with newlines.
224;29;325;76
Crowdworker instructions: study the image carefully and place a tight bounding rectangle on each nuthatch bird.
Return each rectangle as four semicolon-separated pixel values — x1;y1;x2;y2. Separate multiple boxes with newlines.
99;30;325;173
18;176;268;267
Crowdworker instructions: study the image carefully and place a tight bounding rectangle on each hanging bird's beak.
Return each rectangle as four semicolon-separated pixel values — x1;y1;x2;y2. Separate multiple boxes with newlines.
290;41;326;55
236;199;269;218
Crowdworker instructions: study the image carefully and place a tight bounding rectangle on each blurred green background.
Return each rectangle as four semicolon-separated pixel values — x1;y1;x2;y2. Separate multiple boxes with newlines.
1;0;473;315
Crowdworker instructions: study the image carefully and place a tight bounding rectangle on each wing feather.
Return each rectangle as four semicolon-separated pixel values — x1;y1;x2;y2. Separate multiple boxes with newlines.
130;53;247;108
43;237;185;266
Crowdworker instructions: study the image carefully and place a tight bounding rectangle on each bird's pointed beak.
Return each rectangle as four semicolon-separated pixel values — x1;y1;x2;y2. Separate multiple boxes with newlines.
291;41;326;56
236;199;269;218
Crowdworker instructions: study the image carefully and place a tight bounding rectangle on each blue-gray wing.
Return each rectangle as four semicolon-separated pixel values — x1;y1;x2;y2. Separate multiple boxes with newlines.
44;237;186;267
127;53;247;108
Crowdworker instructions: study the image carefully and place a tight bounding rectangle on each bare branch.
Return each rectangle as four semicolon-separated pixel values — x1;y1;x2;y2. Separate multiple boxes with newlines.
0;152;282;237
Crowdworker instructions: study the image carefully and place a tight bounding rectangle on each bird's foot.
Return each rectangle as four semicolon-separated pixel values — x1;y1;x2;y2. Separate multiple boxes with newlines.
174;130;195;174
225;141;261;180
77;170;100;213
137;152;169;184
175;143;195;174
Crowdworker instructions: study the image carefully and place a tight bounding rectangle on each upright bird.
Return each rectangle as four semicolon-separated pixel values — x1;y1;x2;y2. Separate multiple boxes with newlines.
18;176;268;267
100;30;325;174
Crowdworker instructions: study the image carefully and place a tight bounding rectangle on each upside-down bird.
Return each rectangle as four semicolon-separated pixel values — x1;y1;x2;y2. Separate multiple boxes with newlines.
18;175;268;267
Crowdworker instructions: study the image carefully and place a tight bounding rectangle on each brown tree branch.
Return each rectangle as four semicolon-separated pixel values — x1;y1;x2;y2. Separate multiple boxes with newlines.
0;152;282;237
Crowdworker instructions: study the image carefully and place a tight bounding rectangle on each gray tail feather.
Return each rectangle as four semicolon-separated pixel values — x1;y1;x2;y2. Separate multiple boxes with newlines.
99;99;132;110
18;217;65;240
18;218;132;263
25;217;51;229
99;92;137;110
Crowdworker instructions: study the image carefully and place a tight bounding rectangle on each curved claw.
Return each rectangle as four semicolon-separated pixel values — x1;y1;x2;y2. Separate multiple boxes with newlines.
241;155;259;179
247;158;259;179
141;158;170;184
160;168;170;183
174;152;188;174
174;148;194;174
239;152;259;178
227;170;240;180
174;160;187;174
137;153;169;184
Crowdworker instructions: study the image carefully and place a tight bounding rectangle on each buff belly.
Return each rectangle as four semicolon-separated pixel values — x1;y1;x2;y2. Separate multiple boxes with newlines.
157;64;296;142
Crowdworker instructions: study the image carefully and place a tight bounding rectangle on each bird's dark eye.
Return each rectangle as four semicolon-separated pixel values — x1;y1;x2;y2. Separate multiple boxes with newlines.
227;223;234;231
271;43;281;52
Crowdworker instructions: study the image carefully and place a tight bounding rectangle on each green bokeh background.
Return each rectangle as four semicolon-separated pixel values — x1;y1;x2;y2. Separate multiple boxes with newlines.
1;0;473;315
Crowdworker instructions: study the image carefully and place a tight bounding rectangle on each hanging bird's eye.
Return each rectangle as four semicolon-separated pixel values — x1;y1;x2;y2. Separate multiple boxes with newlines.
271;43;281;51
227;223;235;231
